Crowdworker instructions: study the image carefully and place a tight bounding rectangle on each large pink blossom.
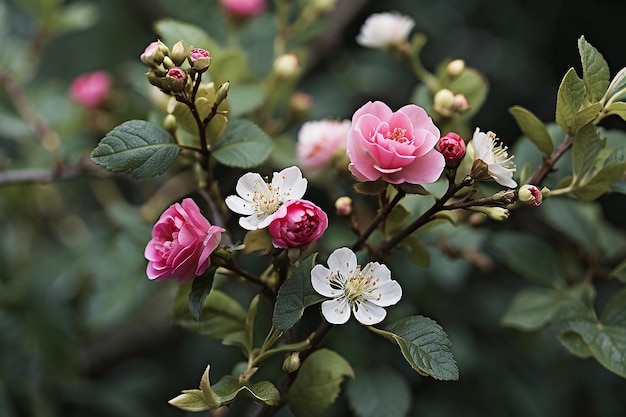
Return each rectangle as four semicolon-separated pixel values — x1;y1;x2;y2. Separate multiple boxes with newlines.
268;199;328;249
69;71;111;109
297;119;351;176
221;0;265;18
346;101;445;184
145;198;225;283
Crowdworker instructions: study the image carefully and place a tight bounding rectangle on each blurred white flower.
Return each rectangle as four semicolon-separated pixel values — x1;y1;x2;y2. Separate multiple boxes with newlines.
471;128;517;188
296;119;350;176
311;247;402;325
356;12;415;49
225;166;307;230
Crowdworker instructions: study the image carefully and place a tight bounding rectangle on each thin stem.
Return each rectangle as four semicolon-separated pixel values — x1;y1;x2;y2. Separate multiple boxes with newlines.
0;158;105;187
351;188;406;252
525;135;574;186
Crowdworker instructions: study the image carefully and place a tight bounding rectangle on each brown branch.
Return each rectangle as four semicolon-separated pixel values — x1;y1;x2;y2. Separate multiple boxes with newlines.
525;135;574;186
0;158;108;187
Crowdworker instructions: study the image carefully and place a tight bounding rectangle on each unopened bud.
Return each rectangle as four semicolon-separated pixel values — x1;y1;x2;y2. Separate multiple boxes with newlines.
146;70;165;89
433;88;455;117
518;184;543;207
140;40;169;67
310;0;336;14
437;132;466;164
215;81;230;106
289;92;314;118
453;94;470;112
446;59;465;78
170;41;187;66
189;47;212;72
162;56;175;69
470;206;510;221
541;186;550;198
282;352;301;373
164;67;188;92
273;54;300;79
334;196;353;217
163;114;177;134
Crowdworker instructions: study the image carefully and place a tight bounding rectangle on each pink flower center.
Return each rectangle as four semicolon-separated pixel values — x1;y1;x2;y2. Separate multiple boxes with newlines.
386;127;408;143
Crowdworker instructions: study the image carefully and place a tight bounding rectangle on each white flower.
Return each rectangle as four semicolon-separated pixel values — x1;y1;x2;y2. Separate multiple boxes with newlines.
311;247;402;325
356;12;415;49
225;166;307;230
471;128;517;188
296;119;351;176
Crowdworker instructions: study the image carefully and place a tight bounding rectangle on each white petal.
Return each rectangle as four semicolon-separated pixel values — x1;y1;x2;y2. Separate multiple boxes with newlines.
327;247;357;280
311;265;339;297
225;195;255;215
256;212;277;229
321;299;351;324
363;262;391;283
488;164;517;188
236;172;265;199
353;300;387;325
273;166;307;201
369;280;402;307
239;215;261;230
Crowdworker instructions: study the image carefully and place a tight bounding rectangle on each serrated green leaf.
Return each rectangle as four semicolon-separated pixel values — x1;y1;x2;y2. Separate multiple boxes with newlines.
90;120;180;178
154;18;220;53
400;235;430;267
573;162;626;201
556;68;586;135
189;266;217;320
272;253;325;330
228;84;266;118
370;315;459;380
509;105;554;155
212;119;273;168
288;349;355;417
578;35;610;101
171;285;247;339
346;366;411;417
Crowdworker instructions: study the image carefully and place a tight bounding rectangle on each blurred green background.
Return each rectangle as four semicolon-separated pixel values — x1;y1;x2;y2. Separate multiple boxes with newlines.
1;0;625;416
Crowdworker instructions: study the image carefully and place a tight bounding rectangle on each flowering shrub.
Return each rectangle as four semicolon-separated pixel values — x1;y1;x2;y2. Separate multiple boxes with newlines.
3;2;626;417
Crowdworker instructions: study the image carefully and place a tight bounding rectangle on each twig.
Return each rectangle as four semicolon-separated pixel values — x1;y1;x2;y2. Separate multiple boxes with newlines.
525;135;574;186
351;188;406;251
0;158;107;187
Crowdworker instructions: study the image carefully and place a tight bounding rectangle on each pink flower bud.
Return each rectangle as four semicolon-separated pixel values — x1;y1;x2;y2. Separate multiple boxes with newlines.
222;0;265;19
189;48;212;72
334;196;353;216
268;199;328;249
140;40;169;67
144;198;225;283
69;71;111;109
518;184;543;207
165;67;188;91
437;132;466;163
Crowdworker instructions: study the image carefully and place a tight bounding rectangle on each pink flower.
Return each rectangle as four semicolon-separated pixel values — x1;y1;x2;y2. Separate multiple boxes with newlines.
438;132;466;163
69;71;111;109
189;48;211;72
268;199;328;249
346;101;445;185
145;198;225;283
297;119;351;176
221;0;265;18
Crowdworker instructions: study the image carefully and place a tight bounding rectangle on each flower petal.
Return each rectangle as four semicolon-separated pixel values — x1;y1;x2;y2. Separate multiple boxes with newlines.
272;166;307;201
321;298;351;324
370;280;402;307
311;265;340;297
236;172;265;199
327;247;357;280
353;300;387;325
225;195;255;215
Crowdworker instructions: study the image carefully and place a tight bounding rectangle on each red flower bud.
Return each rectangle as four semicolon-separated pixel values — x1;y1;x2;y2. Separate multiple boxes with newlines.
189;48;212;72
165;67;188;91
438;132;466;163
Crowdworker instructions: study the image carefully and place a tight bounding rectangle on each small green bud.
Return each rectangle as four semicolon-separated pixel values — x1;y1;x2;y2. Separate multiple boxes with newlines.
433;88;455;117
282;352;301;373
470;206;510;221
215;81;230;106
446;59;465;78
170;41;187;66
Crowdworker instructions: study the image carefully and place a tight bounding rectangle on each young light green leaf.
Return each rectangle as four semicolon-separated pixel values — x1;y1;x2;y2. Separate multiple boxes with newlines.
272;253;325;331
572;123;604;182
288;349;355;417
171;286;247;339
509;105;554;155
168;389;212;412
573;161;626;201
369;315;459;380
211;377;280;406
90;120;180;178
345;366;411;417
212;119;273;168
154;18;220;53
573;102;602;129
605;101;626;122
555;68;586;135
578;35;610;101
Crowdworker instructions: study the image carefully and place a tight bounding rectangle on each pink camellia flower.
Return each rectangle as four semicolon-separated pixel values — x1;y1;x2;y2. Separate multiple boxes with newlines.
297;119;351;176
268;199;328;249
145;198;225;284
346;101;445;184
69;71;111;109
221;0;265;18
437;132;466;163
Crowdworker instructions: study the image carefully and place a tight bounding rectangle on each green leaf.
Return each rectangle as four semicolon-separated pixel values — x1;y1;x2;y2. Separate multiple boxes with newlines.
171;286;247;339
605;101;626;122
168;389;212;412
353;180;387;195
552;291;626;378
501;288;562;331
345;366;411;417
384;205;411;236
90;120;180;178
397;183;429;195
47;2;99;35
610;258;626;283
212;119;273;168
209;48;249;85
288;349;355;417
400;235;430;267
573;161;626;201
272;253;325;330
228;84;266;118
369;315;459;380
154;18;220;53
572;123;604;182
189;267;217;320
555;68;586;135
509;105;554;155
578;35;610;102
539;197;603;251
